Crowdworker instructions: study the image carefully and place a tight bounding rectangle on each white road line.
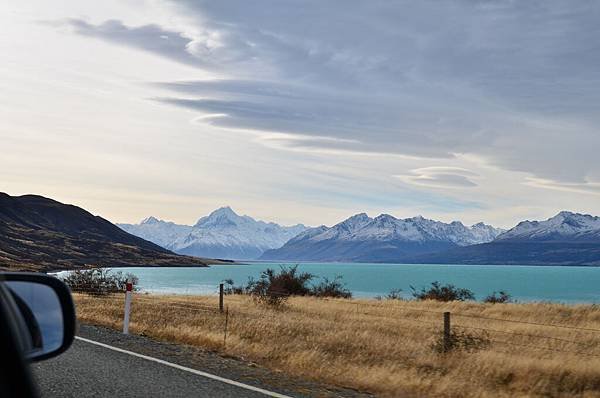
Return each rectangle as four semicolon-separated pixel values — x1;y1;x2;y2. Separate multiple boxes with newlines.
75;336;293;398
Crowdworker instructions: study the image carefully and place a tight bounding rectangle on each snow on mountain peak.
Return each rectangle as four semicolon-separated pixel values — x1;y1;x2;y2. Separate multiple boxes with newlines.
212;206;236;216
207;206;241;221
262;213;507;262
550;211;597;227
312;213;373;241
195;206;245;227
497;211;600;241
303;213;503;245
469;222;505;242
119;207;308;260
340;213;372;227
557;210;575;217
140;216;160;225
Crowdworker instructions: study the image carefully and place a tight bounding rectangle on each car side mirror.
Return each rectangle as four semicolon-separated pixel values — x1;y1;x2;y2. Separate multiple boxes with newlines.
0;273;76;362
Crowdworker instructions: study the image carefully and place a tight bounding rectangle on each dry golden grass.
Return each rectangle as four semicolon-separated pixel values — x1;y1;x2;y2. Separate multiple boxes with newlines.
74;293;600;397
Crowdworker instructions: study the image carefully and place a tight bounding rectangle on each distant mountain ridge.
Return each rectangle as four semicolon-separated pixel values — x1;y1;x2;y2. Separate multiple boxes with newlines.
118;207;307;260
118;207;600;265
0;193;218;271
413;211;600;266
260;213;504;262
496;211;600;242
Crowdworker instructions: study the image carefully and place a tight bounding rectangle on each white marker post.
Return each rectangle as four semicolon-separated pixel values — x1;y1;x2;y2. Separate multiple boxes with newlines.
123;278;133;334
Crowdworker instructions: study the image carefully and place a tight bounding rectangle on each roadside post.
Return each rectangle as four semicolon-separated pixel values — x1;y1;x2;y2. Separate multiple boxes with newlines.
443;311;451;352
219;283;224;313
123;278;133;334
223;305;229;346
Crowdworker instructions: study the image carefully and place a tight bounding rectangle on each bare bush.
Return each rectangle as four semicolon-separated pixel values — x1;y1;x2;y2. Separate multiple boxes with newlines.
311;276;352;298
411;281;475;302
246;265;313;306
226;265;352;305
62;268;138;296
484;291;512;304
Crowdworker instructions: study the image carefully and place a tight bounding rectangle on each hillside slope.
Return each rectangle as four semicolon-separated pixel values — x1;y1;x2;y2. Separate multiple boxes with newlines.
0;193;221;271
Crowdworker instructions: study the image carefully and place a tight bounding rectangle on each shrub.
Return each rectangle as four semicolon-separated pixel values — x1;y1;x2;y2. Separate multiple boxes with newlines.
246;265;314;306
62;268;138;296
411;281;475;302
310;276;352;298
484;291;512;304
386;288;403;300
225;266;352;305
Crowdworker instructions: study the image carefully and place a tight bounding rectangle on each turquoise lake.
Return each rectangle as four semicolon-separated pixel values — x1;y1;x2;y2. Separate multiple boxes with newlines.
97;263;600;303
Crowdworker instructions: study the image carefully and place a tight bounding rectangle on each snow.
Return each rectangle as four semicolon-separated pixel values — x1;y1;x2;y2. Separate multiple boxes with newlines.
298;213;504;246
119;209;514;260
497;211;600;240
118;218;192;248
313;213;373;241
117;207;307;258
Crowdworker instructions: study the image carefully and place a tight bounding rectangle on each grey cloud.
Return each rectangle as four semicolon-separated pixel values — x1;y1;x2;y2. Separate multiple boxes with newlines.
64;1;600;186
152;79;494;158
64;19;202;67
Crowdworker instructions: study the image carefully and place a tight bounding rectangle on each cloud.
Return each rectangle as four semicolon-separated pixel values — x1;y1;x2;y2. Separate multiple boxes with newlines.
524;177;600;197
64;19;202;67
151;78;491;158
61;1;600;186
395;167;479;189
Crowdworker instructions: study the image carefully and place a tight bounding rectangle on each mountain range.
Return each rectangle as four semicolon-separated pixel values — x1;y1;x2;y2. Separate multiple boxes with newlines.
2;191;598;267
413;211;600;266
262;211;600;265
118;207;307;260
260;213;505;262
120;207;600;265
0;193;223;271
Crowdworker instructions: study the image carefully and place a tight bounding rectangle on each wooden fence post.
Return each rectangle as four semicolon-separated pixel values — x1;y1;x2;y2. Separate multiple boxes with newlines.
223;306;229;347
123;278;133;334
219;283;224;313
443;311;451;352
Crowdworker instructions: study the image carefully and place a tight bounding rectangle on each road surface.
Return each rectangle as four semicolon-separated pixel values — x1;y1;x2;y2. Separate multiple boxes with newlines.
32;324;371;398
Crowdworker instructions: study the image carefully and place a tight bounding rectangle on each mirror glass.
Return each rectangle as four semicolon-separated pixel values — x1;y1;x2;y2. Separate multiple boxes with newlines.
5;281;64;358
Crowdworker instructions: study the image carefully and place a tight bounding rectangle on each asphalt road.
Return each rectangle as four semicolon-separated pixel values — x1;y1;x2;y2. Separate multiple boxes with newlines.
31;325;371;398
32;338;273;398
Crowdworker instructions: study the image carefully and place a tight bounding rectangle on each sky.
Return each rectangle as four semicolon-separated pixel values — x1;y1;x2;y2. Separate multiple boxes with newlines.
1;0;600;229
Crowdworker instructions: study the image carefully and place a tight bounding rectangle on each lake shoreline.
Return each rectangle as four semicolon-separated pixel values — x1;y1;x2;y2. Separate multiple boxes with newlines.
55;262;600;304
241;260;600;267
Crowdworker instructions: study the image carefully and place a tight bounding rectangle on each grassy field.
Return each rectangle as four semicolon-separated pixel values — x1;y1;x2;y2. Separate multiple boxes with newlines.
73;293;600;397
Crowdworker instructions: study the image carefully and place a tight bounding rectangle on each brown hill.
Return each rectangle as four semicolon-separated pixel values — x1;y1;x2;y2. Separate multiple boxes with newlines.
0;193;228;271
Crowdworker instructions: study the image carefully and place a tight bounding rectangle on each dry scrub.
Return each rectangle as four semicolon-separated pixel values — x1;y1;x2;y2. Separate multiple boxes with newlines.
73;293;600;397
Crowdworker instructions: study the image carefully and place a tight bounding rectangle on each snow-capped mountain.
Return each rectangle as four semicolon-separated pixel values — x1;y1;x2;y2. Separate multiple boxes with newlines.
119;208;600;265
260;213;504;262
118;207;307;260
412;211;600;266
118;217;193;248
496;211;600;242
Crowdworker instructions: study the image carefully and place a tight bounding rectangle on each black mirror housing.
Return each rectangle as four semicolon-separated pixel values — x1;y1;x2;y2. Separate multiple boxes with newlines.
0;273;76;362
